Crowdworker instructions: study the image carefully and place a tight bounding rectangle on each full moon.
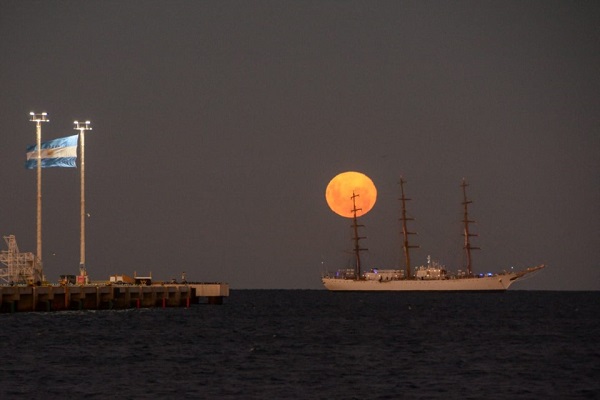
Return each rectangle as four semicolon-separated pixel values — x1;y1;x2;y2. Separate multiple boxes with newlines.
325;171;377;218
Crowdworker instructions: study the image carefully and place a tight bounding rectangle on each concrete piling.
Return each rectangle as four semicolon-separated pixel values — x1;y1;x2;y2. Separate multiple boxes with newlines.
0;283;229;313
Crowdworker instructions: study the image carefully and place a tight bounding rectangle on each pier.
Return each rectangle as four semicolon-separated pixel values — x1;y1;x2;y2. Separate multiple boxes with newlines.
0;283;229;313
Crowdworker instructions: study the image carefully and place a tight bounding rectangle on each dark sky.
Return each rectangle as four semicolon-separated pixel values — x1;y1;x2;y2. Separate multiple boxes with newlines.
1;1;598;290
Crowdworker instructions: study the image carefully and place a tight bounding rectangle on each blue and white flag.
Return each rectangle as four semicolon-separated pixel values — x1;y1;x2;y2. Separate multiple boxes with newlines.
25;135;79;169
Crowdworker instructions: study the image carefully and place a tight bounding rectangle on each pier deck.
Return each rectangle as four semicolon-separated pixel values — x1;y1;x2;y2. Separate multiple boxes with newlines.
0;283;229;313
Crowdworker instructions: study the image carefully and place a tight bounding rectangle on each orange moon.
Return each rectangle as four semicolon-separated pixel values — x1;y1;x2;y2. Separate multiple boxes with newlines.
325;171;377;218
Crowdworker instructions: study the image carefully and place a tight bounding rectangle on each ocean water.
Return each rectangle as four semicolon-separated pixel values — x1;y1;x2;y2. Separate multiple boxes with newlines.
1;290;598;399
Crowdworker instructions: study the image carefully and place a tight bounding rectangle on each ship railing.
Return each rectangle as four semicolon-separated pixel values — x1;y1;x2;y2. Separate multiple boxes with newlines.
322;269;357;279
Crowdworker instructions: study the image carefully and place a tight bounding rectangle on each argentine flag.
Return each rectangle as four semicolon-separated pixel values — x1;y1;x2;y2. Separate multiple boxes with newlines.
25;135;79;169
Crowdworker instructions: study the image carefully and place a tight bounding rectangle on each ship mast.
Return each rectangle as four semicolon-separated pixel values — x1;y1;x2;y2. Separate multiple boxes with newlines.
350;191;367;279
461;179;480;276
399;178;419;279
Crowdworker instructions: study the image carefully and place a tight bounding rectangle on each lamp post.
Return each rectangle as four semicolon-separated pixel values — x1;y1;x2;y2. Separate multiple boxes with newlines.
29;111;49;276
74;120;91;283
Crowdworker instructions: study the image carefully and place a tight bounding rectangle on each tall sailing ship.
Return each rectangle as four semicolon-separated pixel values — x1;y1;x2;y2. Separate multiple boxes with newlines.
321;178;545;291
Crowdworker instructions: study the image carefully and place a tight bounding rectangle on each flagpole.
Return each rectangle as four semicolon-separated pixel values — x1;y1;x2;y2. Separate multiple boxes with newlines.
29;111;49;281
74;120;91;284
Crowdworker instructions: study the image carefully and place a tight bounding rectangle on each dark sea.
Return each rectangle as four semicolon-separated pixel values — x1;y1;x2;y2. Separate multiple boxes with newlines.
1;290;598;399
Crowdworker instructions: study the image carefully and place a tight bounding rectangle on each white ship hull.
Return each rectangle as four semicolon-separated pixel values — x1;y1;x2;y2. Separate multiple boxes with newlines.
322;265;545;291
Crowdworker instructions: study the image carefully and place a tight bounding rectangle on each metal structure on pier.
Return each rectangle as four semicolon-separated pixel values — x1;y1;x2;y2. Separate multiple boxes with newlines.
0;235;43;285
